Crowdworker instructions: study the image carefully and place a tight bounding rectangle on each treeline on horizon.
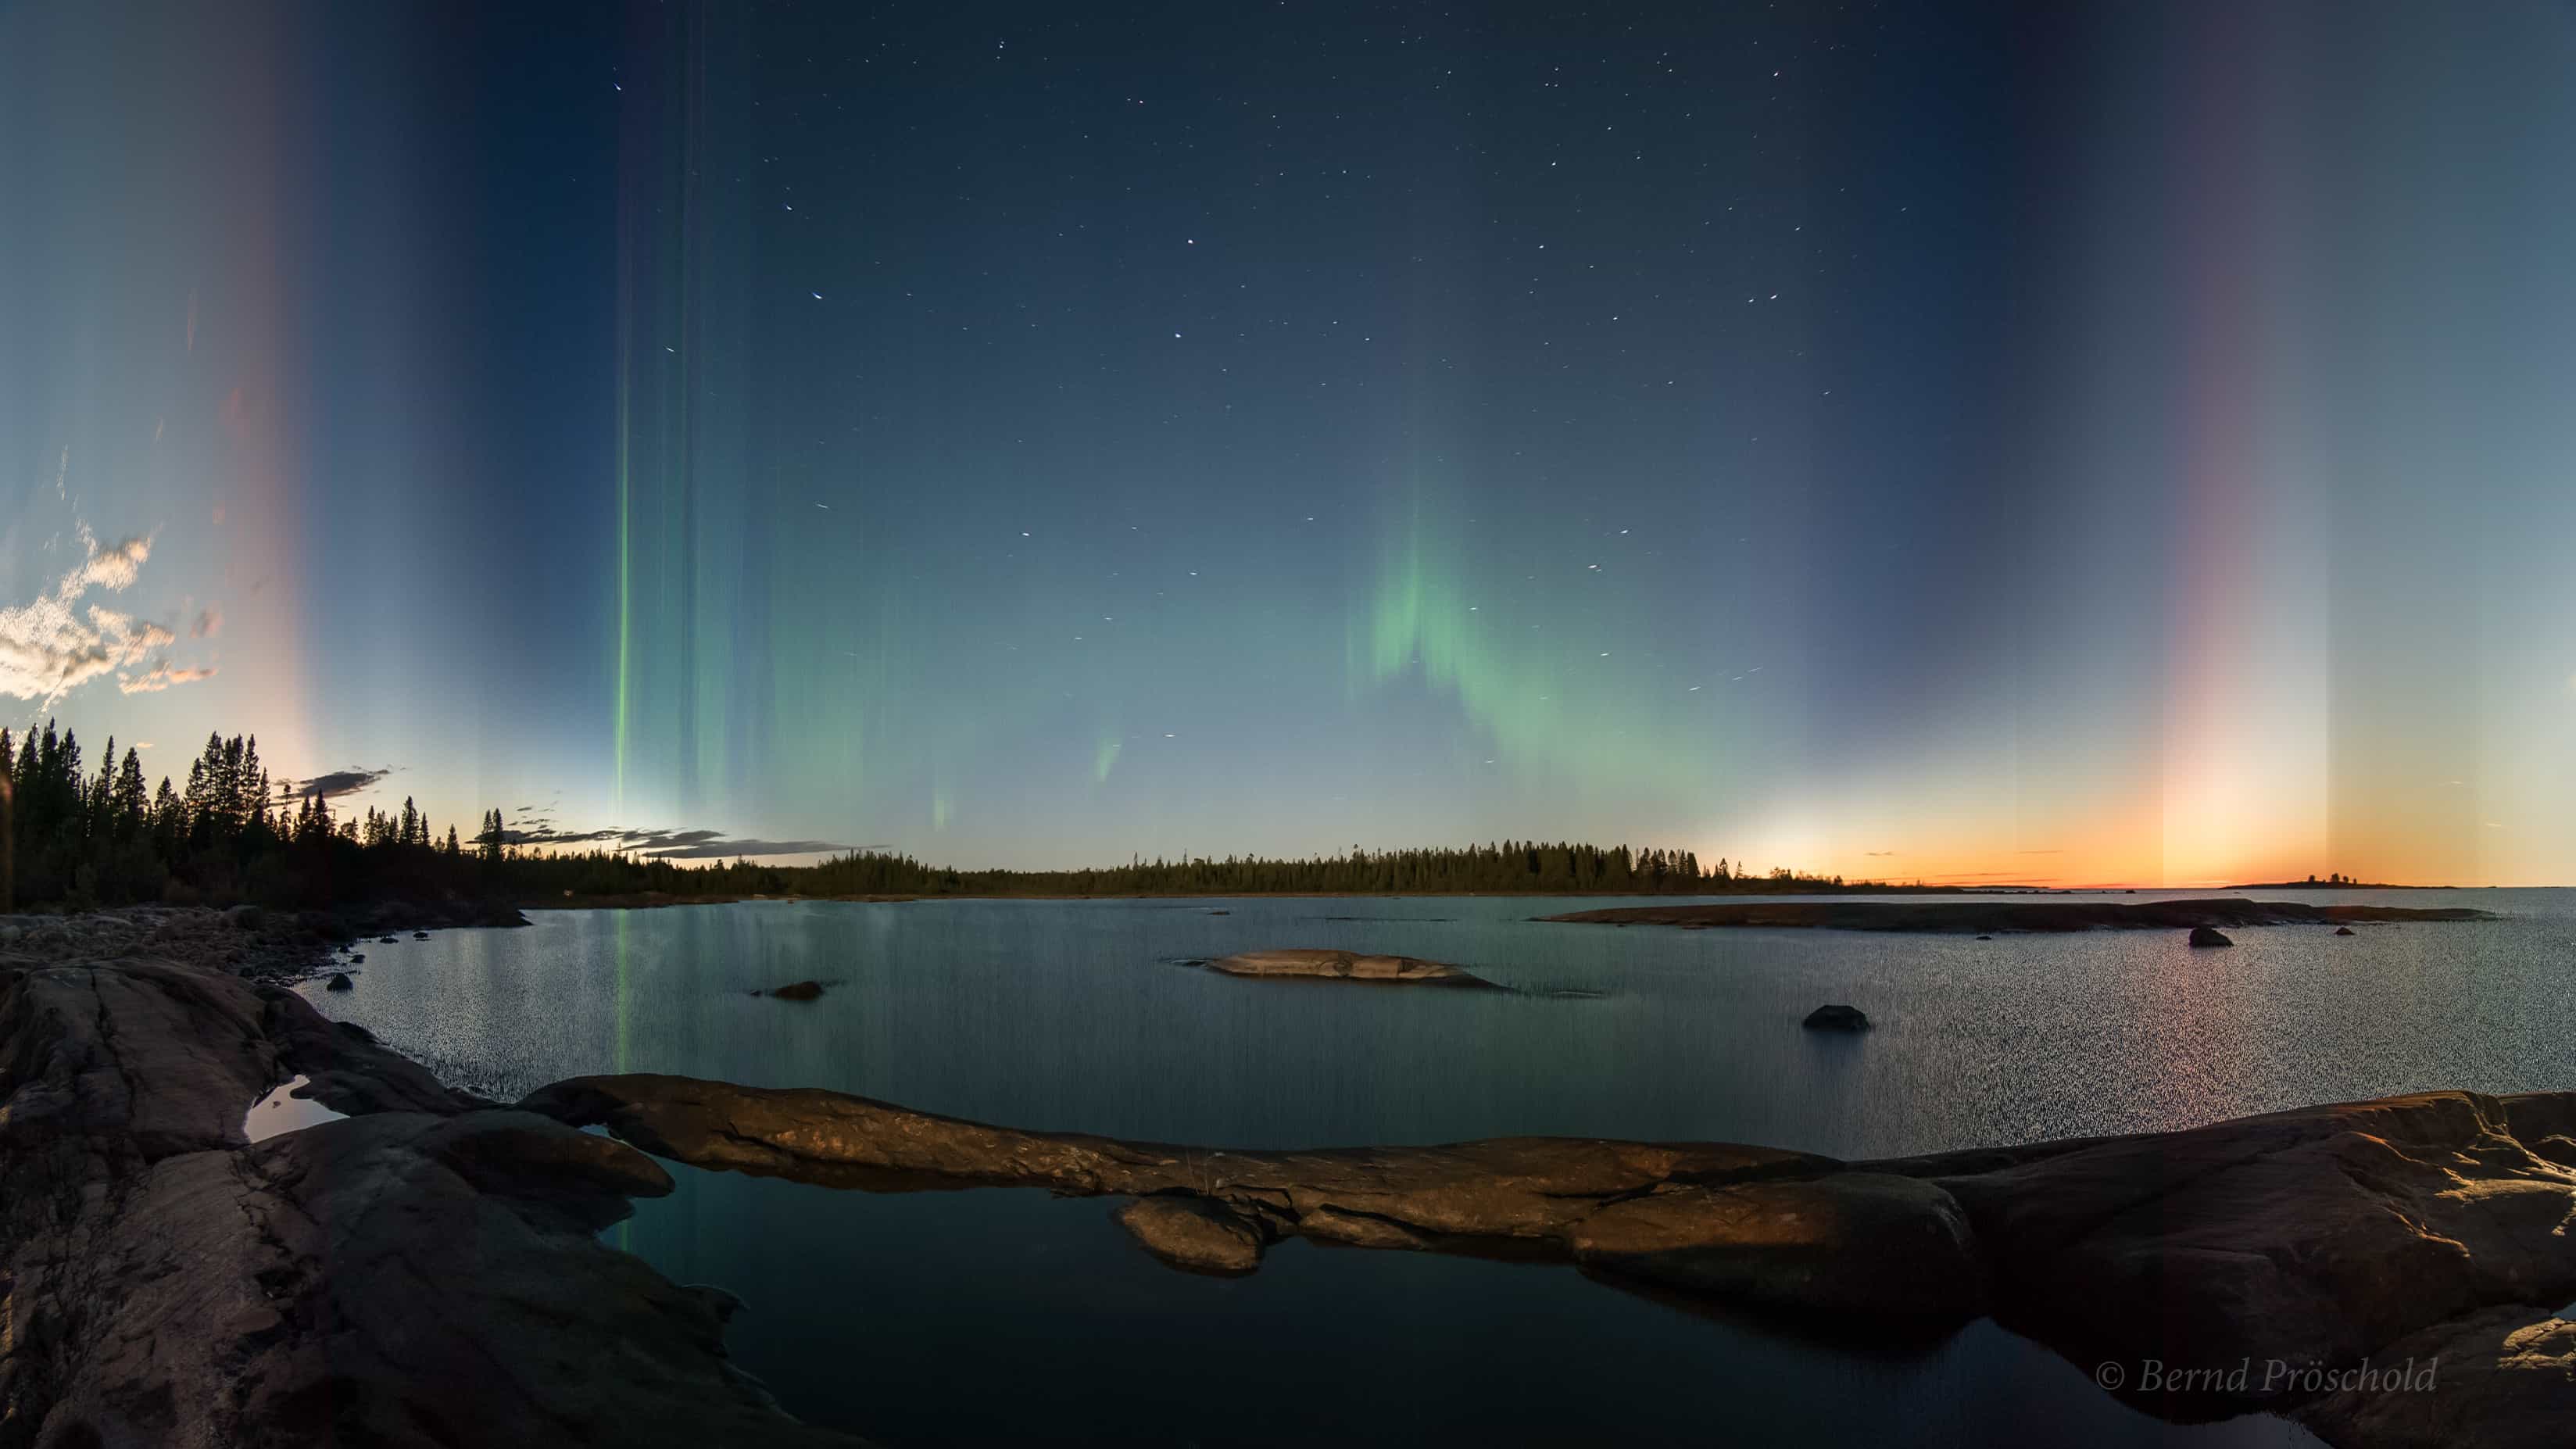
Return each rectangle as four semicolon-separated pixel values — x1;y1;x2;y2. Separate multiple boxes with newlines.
788;842;1869;898
0;717;1905;912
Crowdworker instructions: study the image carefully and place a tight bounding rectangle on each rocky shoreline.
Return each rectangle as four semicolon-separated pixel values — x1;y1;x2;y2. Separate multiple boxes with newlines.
0;907;859;1449
5;907;2568;1447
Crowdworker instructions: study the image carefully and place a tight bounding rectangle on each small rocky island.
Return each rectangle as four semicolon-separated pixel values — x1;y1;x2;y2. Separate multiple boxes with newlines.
1202;948;1499;987
4;906;2567;1448
1537;896;2495;933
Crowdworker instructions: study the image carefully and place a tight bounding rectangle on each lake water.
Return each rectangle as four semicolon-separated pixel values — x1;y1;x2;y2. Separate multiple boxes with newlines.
299;889;2572;1446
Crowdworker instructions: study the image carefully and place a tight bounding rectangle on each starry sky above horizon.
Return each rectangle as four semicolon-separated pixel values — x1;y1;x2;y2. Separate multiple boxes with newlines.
6;1;2575;885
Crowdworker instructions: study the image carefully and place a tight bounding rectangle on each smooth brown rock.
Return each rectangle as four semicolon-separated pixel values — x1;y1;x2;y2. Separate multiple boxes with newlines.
519;1072;1973;1326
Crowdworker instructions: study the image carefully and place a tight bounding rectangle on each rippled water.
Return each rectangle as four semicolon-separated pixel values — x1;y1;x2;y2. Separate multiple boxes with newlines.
302;889;2571;1446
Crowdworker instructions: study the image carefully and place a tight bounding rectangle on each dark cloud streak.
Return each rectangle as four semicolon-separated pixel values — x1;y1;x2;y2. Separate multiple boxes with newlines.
293;767;394;800
501;820;867;860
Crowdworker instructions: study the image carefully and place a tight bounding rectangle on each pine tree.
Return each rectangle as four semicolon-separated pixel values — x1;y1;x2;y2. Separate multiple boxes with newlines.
112;749;148;839
90;736;118;839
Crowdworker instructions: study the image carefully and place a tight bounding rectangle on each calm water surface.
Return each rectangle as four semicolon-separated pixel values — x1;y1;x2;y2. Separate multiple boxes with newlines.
303;889;2574;1446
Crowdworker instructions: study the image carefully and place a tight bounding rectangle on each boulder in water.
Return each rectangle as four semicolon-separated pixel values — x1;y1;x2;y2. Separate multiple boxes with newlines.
2334;925;2356;936
2188;926;2233;947
1802;1004;1871;1032
766;981;825;1001
325;972;354;993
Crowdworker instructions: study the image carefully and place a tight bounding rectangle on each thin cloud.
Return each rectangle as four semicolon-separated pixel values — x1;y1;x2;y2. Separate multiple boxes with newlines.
506;821;860;860
191;607;222;639
118;660;218;694
510;826;631;846
634;835;850;860
0;533;195;706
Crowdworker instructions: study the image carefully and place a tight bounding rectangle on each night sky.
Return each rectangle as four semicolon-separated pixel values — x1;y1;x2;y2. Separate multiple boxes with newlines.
7;2;2574;885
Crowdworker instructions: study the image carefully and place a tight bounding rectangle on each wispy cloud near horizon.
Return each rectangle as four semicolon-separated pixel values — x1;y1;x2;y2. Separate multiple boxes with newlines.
119;660;219;694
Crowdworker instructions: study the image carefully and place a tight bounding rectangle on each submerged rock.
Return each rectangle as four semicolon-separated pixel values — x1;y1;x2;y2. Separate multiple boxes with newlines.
2188;925;2234;947
1801;1004;1871;1032
1568;1172;1984;1320
1204;948;1499;987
